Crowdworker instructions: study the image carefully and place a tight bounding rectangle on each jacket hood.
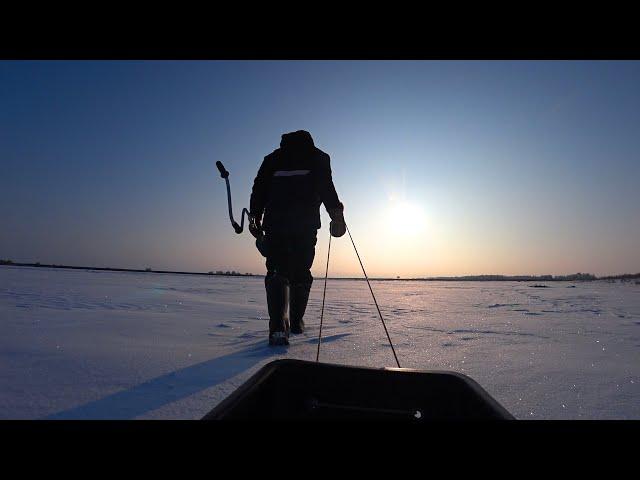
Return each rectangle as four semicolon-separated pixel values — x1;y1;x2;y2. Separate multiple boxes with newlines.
280;130;315;149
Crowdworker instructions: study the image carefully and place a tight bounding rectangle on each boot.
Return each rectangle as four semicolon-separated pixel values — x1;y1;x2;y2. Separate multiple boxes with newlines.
289;282;311;334
265;273;290;346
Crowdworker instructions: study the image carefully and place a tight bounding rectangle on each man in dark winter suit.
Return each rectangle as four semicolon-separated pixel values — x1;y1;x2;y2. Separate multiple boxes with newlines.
249;130;345;346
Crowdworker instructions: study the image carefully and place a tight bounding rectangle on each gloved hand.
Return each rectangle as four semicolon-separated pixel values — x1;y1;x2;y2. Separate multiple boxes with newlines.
248;213;263;239
328;203;346;238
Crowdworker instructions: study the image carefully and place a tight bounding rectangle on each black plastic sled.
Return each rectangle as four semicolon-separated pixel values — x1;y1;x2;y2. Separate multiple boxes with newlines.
202;359;514;420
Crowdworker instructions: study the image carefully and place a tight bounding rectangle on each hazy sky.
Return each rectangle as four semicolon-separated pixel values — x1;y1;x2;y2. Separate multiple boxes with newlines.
1;60;639;277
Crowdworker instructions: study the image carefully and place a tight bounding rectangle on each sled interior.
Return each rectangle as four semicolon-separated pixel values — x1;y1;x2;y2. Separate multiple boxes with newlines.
202;359;513;420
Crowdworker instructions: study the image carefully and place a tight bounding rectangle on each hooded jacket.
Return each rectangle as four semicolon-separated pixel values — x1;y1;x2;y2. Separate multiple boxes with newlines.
250;130;342;232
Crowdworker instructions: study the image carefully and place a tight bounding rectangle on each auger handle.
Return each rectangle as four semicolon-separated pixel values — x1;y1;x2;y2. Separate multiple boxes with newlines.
216;161;229;179
216;161;249;234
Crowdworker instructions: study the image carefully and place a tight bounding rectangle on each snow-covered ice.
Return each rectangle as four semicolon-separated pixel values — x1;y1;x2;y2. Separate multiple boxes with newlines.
1;266;638;419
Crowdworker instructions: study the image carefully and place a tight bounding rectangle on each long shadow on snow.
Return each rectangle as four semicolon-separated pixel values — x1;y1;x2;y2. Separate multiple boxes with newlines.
44;333;348;420
44;340;283;420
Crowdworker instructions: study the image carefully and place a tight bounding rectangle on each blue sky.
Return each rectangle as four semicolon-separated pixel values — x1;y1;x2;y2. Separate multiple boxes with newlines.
1;61;639;277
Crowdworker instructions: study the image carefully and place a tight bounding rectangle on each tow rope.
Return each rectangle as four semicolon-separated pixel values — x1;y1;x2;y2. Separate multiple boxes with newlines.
316;225;401;368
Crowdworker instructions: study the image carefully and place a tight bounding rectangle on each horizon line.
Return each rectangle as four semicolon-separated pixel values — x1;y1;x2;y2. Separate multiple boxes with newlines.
1;261;639;282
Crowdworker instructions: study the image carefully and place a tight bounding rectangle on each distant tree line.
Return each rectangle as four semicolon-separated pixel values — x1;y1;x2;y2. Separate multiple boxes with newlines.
598;273;640;281
416;273;599;281
0;260;255;277
1;259;638;282
410;272;640;281
208;270;254;276
422;273;599;281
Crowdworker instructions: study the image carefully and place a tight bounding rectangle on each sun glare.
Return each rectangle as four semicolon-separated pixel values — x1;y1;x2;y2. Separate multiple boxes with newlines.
384;200;427;237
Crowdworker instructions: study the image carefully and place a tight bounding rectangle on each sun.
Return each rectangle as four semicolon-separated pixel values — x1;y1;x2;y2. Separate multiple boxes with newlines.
384;198;427;237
